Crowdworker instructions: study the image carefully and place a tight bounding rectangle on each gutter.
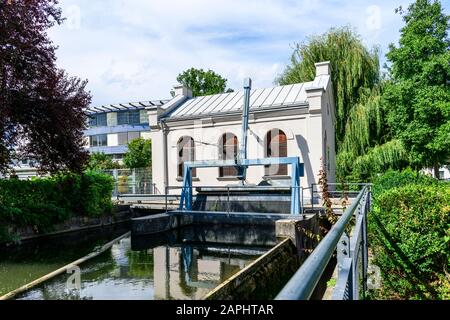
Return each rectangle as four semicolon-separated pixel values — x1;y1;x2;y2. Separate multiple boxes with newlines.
161;103;309;123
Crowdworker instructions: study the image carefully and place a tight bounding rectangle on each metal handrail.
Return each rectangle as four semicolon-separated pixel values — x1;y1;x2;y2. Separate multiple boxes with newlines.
166;184;361;214
275;186;369;300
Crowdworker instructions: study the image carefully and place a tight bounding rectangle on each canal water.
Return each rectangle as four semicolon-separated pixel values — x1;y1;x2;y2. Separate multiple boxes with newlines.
0;224;129;297
1;224;273;300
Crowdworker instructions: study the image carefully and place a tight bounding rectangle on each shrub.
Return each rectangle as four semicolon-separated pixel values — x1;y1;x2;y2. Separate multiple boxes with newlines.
369;170;450;299
371;168;437;201
0;172;114;242
80;171;114;217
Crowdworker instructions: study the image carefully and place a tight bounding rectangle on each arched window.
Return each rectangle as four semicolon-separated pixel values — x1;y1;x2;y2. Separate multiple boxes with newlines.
177;136;196;178
219;133;239;177
265;129;288;176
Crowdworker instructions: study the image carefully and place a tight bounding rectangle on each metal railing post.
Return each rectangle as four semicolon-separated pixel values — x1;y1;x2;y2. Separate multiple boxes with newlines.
190;185;193;210
227;186;230;214
348;266;354;300
113;169;118;197
165;186;168;212
301;187;304;214
276;186;369;300
361;189;369;298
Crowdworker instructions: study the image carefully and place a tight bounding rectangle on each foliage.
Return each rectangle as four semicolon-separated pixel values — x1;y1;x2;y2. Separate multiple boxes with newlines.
276;26;380;145
339;87;385;157
123;138;152;169
86;152;123;170
274;26;407;181
318;158;336;224
336;84;410;181
338;139;409;182
175;68;230;97
369;170;449;299
0;172;113;242
371;168;437;197
80;171;114;218
384;0;450;173
0;0;91;174
277;3;449;182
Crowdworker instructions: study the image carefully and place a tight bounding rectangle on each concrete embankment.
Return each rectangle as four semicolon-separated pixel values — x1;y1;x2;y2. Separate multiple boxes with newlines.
131;210;328;299
203;238;301;300
2;204;150;246
131;210;310;235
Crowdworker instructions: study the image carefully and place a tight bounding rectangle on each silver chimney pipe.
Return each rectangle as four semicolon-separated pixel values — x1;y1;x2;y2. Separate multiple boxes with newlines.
238;78;252;182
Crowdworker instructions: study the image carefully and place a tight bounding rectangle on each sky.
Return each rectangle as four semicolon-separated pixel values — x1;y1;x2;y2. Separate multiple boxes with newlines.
48;0;449;106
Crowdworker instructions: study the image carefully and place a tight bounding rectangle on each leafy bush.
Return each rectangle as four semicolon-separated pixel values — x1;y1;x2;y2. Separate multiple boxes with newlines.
371;168;437;199
369;170;450;299
0;171;114;242
80;171;114;217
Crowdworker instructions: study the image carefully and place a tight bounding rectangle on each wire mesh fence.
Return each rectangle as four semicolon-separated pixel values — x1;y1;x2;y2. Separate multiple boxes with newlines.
101;168;156;196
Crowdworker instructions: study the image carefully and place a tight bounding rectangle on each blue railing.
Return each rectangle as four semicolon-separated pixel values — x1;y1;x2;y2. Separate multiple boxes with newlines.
275;185;371;300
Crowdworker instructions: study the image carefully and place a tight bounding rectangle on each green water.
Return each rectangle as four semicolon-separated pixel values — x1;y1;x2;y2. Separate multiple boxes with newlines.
0;225;129;296
1;225;271;300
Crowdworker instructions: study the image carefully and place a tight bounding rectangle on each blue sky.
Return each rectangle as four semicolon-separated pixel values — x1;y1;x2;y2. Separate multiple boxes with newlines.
48;0;449;106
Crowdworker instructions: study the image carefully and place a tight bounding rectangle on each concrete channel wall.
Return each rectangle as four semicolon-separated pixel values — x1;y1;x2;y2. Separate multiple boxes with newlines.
131;210;323;299
131;211;312;235
2;205;132;245
203;238;300;300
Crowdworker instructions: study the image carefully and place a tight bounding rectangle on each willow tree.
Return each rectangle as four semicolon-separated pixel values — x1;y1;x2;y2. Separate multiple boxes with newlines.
277;26;380;145
277;27;409;181
336;86;409;180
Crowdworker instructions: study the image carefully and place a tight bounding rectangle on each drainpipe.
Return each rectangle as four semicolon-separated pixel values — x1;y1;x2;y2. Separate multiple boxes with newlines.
162;120;169;195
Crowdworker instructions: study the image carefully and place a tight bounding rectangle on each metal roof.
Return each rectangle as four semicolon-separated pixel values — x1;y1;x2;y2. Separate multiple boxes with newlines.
167;75;330;119
86;100;169;115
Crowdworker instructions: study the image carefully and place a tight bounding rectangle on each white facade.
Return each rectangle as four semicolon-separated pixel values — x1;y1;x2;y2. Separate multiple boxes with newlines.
148;62;336;199
422;166;450;180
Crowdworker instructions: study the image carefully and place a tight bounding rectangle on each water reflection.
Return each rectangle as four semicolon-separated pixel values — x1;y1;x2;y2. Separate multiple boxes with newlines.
0;223;129;296
154;244;265;300
16;229;269;300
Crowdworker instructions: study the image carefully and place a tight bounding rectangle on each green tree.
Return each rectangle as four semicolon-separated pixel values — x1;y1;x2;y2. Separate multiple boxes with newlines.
276;26;380;145
86;152;121;170
0;0;91;173
384;0;450;177
175;68;230;97
123;138;152;169
277;27;408;181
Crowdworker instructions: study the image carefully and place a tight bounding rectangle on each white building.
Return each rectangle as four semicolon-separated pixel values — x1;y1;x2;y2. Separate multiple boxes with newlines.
148;61;336;200
422;166;450;180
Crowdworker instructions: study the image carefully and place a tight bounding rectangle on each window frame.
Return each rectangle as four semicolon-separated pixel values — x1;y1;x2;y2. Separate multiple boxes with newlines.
218;133;239;178
177;136;197;179
264;129;288;176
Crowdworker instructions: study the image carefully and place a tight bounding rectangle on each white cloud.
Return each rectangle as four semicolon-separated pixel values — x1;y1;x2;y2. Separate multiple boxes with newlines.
47;0;427;106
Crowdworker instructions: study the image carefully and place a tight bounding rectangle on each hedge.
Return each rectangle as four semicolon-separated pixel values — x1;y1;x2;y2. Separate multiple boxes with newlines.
0;171;114;242
369;170;450;299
